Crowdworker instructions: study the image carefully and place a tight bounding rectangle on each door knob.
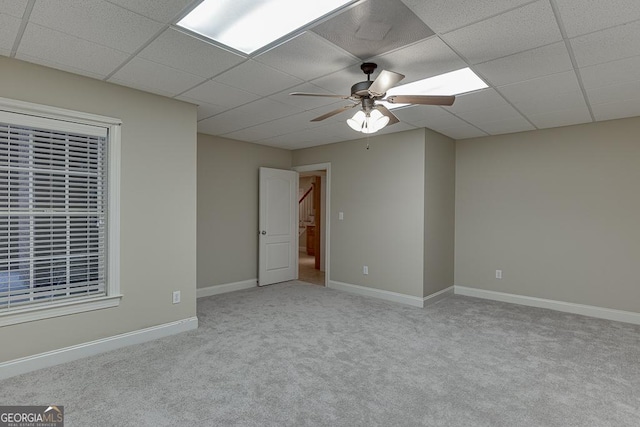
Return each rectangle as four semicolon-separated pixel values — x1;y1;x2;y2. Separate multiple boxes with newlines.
261;230;267;235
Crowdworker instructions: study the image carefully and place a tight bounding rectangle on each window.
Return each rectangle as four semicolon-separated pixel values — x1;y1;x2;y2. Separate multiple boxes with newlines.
0;98;121;326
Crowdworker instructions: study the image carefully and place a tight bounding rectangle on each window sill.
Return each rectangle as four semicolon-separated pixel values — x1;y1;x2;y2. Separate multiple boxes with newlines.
0;295;123;327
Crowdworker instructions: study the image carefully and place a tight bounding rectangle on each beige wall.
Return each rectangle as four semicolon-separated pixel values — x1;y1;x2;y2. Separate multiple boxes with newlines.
293;129;426;298
0;57;197;362
423;129;456;296
455;117;640;313
197;134;291;288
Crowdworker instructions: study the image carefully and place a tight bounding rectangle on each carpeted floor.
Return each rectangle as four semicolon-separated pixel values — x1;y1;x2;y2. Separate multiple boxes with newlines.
1;281;639;426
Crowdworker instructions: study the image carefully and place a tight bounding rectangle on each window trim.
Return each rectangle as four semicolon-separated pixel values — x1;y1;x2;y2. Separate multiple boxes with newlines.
0;96;122;327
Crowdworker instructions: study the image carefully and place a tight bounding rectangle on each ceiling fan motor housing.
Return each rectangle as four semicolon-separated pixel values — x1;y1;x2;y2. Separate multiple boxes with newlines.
351;80;374;97
351;62;382;97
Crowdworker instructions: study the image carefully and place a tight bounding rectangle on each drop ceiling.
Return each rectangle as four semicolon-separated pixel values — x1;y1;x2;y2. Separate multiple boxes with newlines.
2;0;640;149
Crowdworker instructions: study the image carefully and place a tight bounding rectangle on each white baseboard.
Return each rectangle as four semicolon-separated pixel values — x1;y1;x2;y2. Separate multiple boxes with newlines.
328;280;424;308
0;316;198;380
197;279;257;298
455;286;640;325
424;286;454;306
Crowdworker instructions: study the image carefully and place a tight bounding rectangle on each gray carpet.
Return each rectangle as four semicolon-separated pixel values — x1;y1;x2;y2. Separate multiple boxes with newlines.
1;281;639;426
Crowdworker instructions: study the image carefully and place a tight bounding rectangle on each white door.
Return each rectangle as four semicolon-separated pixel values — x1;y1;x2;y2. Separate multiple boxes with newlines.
259;167;298;286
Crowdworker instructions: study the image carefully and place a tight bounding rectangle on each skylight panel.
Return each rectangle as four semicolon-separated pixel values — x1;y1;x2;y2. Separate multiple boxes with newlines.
382;67;489;109
178;0;355;54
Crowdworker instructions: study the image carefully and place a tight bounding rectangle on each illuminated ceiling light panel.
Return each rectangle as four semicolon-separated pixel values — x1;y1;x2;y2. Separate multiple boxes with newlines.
177;0;355;54
381;67;488;109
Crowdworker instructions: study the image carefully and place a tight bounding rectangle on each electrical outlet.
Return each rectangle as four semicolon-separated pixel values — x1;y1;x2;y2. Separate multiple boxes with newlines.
363;265;368;275
496;270;502;279
172;291;181;304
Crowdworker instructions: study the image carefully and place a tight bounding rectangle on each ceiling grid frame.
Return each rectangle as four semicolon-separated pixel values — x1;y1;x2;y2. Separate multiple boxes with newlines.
548;0;596;122
1;0;639;147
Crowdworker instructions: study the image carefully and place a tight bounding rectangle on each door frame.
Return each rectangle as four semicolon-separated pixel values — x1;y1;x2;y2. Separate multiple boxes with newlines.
293;163;331;287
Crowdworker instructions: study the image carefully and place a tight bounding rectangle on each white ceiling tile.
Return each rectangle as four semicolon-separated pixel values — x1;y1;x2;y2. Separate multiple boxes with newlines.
269;110;334;134
222;127;272;143
197;113;245;136
193;103;225;121
258;131;311;146
401;0;533;34
394;105;452;126
255;134;303;149
174;96;225;121
263;111;328;134
555;0;640;38
179;80;261;109
447;89;509;114
258;130;336;149
374;121;417;136
0;13;21;52
213;60;303;96
442;0;562;64
283;140;330;150
474;116;535;135
29;0;163;53
138;29;245;78
17;23;129;78
456;104;524;124
517;89;588;116
571;20;640;67
265;120;368;148
105;0;193;24
580;55;640;90
224;110;326;141
109;57;205;96
255;32;360;81
527;106;592;129
591;97;640;121
586;79;640;105
225;98;302;125
310;63;369;95
369;37;467;83
499;71;581;97
198;98;302;136
396;105;474;129
108;78;174;97
475;42;573;86
433;123;488;140
268;83;345;110
0;0;27;18
310;121;361;140
14;53;106;80
498;71;589;116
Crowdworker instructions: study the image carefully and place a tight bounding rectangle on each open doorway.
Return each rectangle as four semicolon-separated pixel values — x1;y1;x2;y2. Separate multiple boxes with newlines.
294;164;330;287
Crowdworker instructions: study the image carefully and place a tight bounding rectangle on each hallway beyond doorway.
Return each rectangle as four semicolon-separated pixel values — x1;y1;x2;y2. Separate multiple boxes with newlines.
298;251;324;286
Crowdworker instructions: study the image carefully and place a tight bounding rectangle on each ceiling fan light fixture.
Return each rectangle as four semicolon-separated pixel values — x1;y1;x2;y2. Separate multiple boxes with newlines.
347;110;366;132
347;109;389;134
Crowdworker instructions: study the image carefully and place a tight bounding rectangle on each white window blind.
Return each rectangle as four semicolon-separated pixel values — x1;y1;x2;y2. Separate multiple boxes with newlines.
0;111;108;311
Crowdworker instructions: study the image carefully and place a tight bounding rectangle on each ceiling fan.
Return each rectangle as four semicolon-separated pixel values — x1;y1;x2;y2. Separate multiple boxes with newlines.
290;62;456;134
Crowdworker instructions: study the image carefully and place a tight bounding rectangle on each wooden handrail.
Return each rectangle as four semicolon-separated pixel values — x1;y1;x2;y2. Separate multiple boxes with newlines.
299;186;313;204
